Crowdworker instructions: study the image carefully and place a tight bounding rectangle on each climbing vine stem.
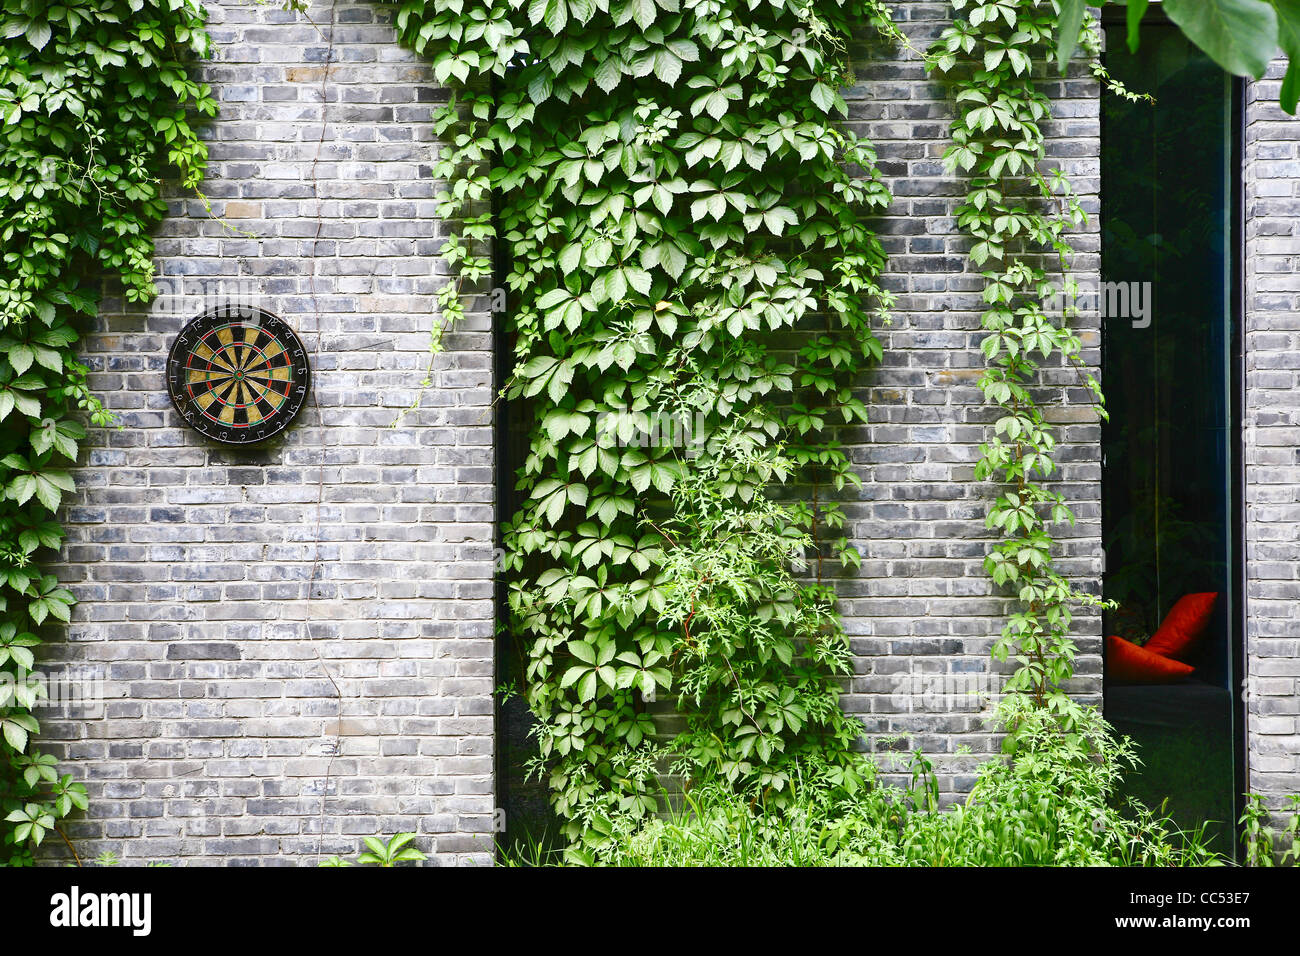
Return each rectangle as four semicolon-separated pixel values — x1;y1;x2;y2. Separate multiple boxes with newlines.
931;0;1112;742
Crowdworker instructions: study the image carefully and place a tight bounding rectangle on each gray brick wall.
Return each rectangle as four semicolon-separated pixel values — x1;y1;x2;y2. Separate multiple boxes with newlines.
39;0;497;865
838;3;1104;793
1244;58;1300;810
48;0;1300;864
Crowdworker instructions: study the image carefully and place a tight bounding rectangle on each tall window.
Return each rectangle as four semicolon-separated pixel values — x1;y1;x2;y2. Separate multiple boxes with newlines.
1101;14;1240;855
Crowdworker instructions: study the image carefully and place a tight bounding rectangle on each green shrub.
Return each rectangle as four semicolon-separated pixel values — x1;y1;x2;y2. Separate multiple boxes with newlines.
1240;793;1300;867
511;697;1223;867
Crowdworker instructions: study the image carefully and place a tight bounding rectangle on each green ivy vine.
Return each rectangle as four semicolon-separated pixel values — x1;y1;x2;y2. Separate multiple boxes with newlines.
930;0;1112;739
388;0;909;849
0;0;215;864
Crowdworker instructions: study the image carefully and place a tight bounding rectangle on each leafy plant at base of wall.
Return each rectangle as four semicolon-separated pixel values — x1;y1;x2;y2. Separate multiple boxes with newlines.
930;0;1112;739
318;833;428;867
0;0;215;864
1241;793;1300;866
385;0;902;847
509;696;1225;866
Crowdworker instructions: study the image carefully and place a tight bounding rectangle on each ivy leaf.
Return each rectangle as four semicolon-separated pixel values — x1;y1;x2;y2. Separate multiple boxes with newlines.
27;575;74;625
623;266;652;296
594;268;628;304
518;355;576;404
536;287;588;331
1;713;38;751
0;373;43;420
7;469;75;511
6;342;35;375
557;242;583;274
25;20;51;51
654;48;683;86
761;205;798;235
652;241;687;280
1162;0;1279;78
535;479;588;525
717;139;744;171
650;459;682;493
30;418;84;460
1053;0;1086;73
543;0;568;34
543;408;590;441
593;56;622;93
1284;60;1300;115
810;82;837;114
1126;0;1150;53
618;0;657;30
0;623;39;670
562;638;617;701
1274;0;1300;113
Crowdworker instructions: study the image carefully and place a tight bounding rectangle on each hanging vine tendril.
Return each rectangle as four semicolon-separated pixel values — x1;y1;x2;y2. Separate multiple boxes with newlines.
0;0;216;863
930;0;1112;744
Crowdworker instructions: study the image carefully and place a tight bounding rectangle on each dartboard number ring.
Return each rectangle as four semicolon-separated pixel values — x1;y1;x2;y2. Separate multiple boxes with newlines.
166;307;311;445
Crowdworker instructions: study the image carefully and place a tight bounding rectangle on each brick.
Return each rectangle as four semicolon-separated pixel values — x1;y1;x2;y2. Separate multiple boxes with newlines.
40;0;493;868
1246;52;1300;815
40;0;1300;868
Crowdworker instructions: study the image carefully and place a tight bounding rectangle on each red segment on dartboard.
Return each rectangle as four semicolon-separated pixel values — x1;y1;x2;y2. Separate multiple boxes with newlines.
166;307;311;445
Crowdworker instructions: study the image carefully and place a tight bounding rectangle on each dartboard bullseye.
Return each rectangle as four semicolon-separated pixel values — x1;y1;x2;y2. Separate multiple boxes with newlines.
166;307;310;444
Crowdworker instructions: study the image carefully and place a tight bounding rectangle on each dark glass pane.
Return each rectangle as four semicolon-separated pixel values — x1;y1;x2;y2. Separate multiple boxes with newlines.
1101;19;1236;855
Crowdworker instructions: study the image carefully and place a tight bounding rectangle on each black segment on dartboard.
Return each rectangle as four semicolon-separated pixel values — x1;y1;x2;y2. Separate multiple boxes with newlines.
165;306;311;445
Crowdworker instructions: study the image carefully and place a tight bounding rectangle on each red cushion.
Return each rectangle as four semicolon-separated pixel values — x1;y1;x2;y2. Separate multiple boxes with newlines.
1106;635;1195;683
1143;592;1218;661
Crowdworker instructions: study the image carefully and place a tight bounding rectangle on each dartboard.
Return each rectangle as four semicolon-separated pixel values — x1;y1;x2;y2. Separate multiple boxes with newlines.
166;307;310;444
